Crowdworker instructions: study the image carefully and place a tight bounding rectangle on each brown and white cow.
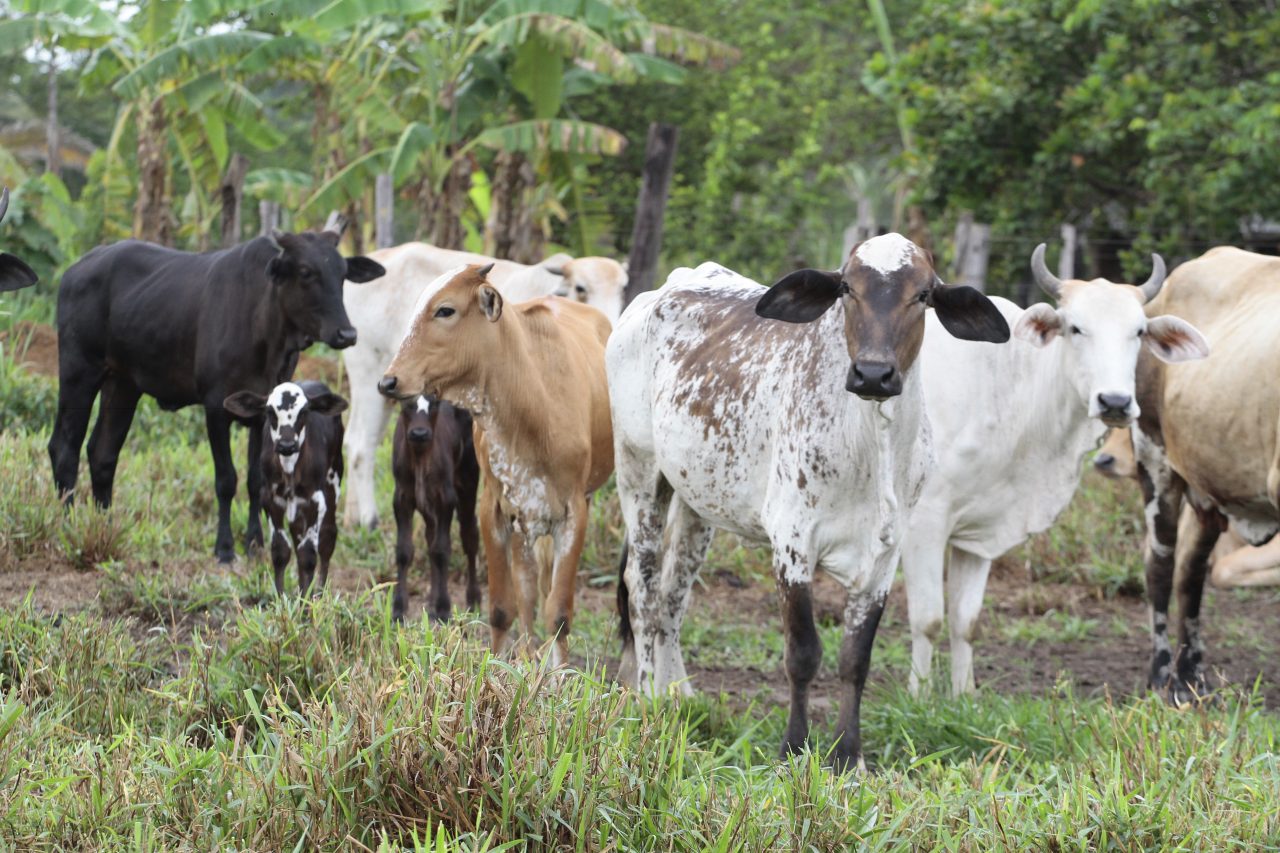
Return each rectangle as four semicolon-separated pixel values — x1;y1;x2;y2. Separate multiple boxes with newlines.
1096;427;1280;589
1131;246;1280;703
342;244;625;529
608;235;1010;771
391;395;481;622
224;380;347;597
378;263;613;664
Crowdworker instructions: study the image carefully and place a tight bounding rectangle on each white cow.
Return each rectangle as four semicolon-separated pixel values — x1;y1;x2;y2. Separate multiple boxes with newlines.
608;234;1011;771
341;243;626;527
902;245;1208;696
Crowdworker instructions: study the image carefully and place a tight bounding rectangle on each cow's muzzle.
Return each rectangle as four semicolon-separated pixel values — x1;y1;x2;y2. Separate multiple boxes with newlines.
1096;392;1136;427
378;375;403;399
329;327;358;348
276;440;299;457
408;426;432;444
847;360;902;399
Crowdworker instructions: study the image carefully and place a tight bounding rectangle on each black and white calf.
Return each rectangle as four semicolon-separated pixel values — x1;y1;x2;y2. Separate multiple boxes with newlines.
224;381;347;596
391;395;481;622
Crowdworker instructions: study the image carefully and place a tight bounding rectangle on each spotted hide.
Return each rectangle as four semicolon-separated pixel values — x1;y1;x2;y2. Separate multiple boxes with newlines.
608;233;1010;772
902;245;1206;697
224;381;347;596
378;263;614;666
341;243;626;529
1130;247;1280;703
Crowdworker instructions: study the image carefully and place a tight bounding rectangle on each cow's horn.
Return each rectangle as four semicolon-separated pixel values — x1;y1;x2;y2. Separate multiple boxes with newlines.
1138;253;1166;303
476;262;495;277
0;187;8;223
1030;243;1063;300
266;228;284;251
543;264;565;276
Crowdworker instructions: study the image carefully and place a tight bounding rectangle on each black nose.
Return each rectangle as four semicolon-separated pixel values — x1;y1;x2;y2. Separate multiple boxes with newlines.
378;375;398;397
408;427;432;443
276;440;298;456
847;361;902;398
1094;453;1115;471
1097;392;1132;414
332;327;358;348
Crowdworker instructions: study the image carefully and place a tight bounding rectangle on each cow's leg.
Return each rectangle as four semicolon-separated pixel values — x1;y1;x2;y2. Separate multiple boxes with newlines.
900;510;949;696
296;541;318;598
1134;432;1186;695
85;374;142;508
427;503;455;623
1171;503;1224;704
243;421;265;554
776;561;822;759
544;494;589;667
391;483;415;622
614;452;673;692
48;363;105;504
480;490;517;654
512;531;541;648
316;491;338;593
832;583;889;774
267;513;290;597
342;381;391;529
456;466;482;611
644;498;712;694
946;547;993;697
204;407;239;564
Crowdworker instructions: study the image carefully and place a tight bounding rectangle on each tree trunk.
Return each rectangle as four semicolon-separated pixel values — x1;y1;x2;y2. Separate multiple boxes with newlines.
45;53;60;177
133;96;173;246
486;150;542;262
424;151;473;251
219;153;248;248
624;122;679;305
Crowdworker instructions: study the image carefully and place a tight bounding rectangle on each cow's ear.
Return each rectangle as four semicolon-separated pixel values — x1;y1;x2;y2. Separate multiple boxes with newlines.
756;269;842;323
345;256;385;284
1012;302;1061;347
223;391;267;420
0;253;38;292
1144;315;1209;363
478;284;503;322
306;390;349;416
931;283;1010;343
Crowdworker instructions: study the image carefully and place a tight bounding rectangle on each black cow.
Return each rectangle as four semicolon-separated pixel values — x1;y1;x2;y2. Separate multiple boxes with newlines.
49;229;384;563
0;188;39;292
392;395;481;622
224;380;346;596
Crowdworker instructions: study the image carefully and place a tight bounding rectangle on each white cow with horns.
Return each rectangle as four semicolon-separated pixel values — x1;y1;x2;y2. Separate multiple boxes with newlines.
902;245;1208;696
341;243;626;527
608;233;1011;771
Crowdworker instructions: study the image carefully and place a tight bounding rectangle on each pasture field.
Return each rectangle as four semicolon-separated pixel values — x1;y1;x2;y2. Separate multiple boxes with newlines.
2;322;1280;850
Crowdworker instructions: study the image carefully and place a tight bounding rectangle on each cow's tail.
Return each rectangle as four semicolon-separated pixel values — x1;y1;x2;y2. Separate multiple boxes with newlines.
616;534;632;648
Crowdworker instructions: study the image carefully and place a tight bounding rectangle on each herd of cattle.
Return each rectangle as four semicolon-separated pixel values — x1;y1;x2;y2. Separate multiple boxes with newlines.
4;182;1280;770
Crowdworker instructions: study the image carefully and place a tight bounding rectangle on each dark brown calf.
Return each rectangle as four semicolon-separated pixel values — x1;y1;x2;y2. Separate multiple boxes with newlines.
391;395;481;622
224;380;347;596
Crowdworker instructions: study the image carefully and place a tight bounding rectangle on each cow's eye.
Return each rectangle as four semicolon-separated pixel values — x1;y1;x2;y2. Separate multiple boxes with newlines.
917;290;929;304
434;306;455;319
299;267;315;280
575;284;587;295
1136;328;1145;338
1070;325;1082;335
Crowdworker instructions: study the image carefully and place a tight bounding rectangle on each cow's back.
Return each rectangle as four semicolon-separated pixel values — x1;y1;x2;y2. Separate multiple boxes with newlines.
1143;248;1280;533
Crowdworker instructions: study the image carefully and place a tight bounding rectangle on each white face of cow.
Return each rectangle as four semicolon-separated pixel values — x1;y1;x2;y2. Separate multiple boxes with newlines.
266;381;309;472
1014;280;1209;427
549;257;626;324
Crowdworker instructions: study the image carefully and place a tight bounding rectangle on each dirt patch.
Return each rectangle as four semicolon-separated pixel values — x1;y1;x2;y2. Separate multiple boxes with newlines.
1;320;58;377
0;556;99;615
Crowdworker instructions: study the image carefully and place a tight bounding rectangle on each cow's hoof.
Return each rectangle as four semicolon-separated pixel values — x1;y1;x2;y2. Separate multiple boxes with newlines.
829;751;869;777
428;609;451;625
1167;679;1214;708
214;549;237;566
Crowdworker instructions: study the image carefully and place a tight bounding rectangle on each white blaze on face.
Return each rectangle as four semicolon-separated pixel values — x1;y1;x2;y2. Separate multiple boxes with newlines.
267;381;309;473
410;265;468;327
854;233;918;276
416;395;431;415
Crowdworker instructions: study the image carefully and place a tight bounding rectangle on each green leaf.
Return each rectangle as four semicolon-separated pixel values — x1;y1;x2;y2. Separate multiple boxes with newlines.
512;35;564;120
475;119;626;157
388;122;438;184
112;31;274;99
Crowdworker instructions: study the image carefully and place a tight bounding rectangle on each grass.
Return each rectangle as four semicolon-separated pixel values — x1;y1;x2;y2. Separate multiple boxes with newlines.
1;333;1280;848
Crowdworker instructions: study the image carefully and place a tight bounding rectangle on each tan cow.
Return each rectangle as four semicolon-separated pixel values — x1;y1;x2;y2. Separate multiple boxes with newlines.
1132;246;1280;703
1094;427;1280;588
378;263;613;664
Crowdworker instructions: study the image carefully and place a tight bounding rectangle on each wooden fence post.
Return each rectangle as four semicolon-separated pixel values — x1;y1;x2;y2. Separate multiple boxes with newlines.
219;153;248;248
1058;223;1077;280
624;122;679;306
952;211;991;291
375;173;395;249
841;197;877;266
259;199;280;236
